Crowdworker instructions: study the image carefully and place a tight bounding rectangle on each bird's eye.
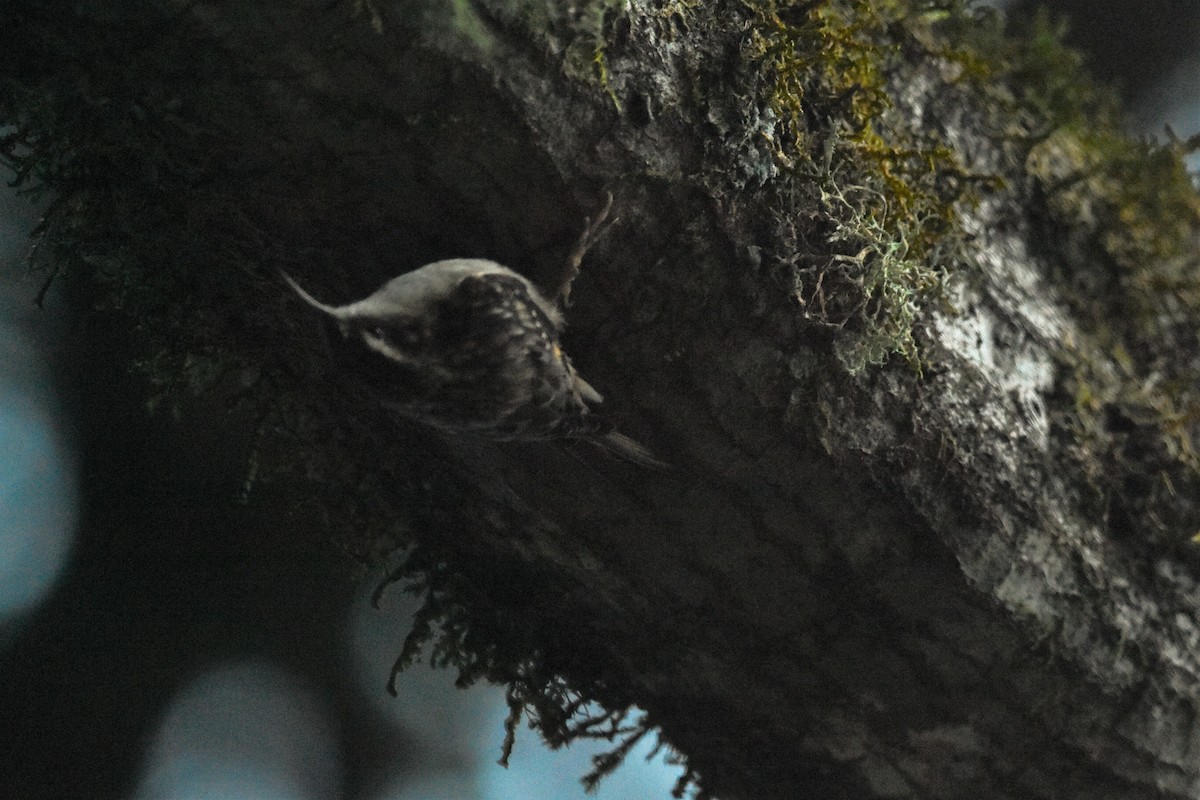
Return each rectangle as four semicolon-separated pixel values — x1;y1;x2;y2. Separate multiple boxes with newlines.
372;327;386;339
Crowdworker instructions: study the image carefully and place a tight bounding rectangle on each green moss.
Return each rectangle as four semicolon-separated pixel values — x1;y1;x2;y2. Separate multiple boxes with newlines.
736;1;1200;541
563;28;623;112
548;0;626;112
0;6;258;399
1057;332;1200;549
1000;13;1200;547
736;0;987;372
0;1;429;563
1028;127;1200;300
372;533;685;794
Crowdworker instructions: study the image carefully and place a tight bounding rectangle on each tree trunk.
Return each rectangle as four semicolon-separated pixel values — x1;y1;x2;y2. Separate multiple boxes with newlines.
5;1;1200;798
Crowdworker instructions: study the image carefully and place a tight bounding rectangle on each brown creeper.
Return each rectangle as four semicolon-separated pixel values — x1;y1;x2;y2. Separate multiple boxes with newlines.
281;259;663;467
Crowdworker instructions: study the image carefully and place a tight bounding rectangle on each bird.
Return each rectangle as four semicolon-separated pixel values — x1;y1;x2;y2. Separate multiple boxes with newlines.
281;258;665;468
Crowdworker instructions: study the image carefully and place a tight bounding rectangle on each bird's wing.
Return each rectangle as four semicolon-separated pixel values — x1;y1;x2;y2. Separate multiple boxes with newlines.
452;271;602;406
452;271;561;343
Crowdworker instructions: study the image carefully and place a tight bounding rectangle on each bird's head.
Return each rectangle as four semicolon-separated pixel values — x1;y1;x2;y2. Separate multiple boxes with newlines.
279;270;427;364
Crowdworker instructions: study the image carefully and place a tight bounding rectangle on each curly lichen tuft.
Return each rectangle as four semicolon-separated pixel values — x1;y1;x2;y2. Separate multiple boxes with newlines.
736;0;984;372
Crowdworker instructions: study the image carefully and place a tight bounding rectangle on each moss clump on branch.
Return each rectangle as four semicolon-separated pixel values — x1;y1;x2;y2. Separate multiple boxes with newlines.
726;0;988;373
988;11;1200;548
1;3;270;399
0;0;427;560
487;0;991;375
1029;125;1200;548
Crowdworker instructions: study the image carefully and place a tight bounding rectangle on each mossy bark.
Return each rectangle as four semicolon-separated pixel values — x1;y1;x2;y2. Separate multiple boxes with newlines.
5;1;1200;799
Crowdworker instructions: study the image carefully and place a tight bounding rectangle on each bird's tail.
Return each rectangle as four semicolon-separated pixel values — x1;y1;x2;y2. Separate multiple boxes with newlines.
591;430;670;470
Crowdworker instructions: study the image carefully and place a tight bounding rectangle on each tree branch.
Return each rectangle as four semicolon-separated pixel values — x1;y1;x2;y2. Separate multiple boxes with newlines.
5;1;1200;798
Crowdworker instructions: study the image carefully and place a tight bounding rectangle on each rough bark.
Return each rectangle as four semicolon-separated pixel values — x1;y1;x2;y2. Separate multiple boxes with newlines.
5;1;1200;799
